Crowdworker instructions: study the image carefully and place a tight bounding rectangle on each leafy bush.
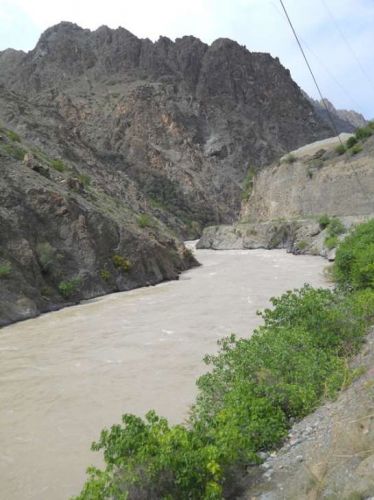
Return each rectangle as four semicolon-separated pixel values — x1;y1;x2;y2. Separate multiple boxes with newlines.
75;411;224;500
36;242;56;273
346;136;358;149
99;269;111;282
325;235;338;250
318;214;331;229
137;213;154;229
335;144;346;155
58;277;81;298
0;263;11;278
355;126;373;141
78;174;91;188
112;254;132;272
327;217;346;237
50;159;66;172
321;217;345;249
334;219;374;290
350;144;363;155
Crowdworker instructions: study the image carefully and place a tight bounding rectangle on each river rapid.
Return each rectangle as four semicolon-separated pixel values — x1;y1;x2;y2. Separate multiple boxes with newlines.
0;247;328;500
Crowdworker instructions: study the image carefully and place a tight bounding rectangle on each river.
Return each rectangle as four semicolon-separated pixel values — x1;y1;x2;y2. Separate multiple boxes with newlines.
0;247;328;500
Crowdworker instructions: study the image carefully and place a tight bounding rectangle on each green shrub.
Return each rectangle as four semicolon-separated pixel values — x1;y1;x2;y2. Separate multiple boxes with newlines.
137;213;154;228
5;129;21;142
36;242;56;273
350;144;363;155
322;217;345;249
241;166;256;201
368;120;374;130
50;159;65;172
282;153;297;164
327;217;346;237
58;277;81;298
295;240;307;251
75;411;224;500
318;214;331;229
99;269;111;282
335;144;346;155
3;143;26;160
112;254;132;272
334;219;374;290
0;263;11;278
346;136;358;149
325;235;338;250
355;126;373;141
78;174;91;188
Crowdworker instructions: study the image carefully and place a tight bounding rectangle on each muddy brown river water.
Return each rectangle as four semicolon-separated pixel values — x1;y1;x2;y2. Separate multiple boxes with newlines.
0;247;328;500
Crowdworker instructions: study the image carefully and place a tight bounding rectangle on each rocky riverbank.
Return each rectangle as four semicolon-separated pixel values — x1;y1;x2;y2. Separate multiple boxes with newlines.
197;215;372;259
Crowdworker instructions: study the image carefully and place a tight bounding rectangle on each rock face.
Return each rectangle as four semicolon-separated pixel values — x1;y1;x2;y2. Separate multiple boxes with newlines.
0;122;196;326
0;22;331;236
242;134;374;222
307;96;367;132
198;134;374;254
0;22;339;325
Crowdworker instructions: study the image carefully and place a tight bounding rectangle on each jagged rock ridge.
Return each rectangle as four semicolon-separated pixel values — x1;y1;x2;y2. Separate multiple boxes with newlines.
307;94;367;132
0;22;332;233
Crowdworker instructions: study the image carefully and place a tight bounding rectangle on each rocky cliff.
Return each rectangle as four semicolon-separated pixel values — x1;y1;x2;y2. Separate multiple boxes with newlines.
0;22;332;235
0;22;336;325
307;95;367;132
198;133;374;254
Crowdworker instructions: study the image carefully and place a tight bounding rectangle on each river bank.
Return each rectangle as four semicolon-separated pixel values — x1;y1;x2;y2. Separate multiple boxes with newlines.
0;248;328;500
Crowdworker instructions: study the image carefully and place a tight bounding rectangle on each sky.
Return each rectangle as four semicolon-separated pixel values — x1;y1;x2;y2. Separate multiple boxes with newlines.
0;0;373;118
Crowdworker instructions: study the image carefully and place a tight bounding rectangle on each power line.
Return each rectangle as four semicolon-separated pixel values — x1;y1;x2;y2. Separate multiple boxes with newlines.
278;0;373;210
278;0;342;141
270;1;366;116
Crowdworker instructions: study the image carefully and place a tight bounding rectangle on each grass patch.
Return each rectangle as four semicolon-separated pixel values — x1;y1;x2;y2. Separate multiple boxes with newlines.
0;263;12;278
5;129;21;142
241;166;256;202
50;159;66;172
58;277;81;298
2;143;26;160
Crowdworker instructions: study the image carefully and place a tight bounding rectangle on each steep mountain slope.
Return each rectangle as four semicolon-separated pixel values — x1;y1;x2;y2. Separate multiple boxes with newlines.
0;22;335;325
0;120;195;326
0;22;331;234
307;95;367;132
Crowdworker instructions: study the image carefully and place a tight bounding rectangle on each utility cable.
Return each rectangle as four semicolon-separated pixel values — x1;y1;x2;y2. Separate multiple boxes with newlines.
278;0;373;210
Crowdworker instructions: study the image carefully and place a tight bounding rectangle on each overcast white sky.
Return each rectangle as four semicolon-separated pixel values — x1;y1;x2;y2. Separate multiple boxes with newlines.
0;0;373;118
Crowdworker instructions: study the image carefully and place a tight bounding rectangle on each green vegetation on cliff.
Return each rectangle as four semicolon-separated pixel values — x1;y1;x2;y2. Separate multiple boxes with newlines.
75;220;374;500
